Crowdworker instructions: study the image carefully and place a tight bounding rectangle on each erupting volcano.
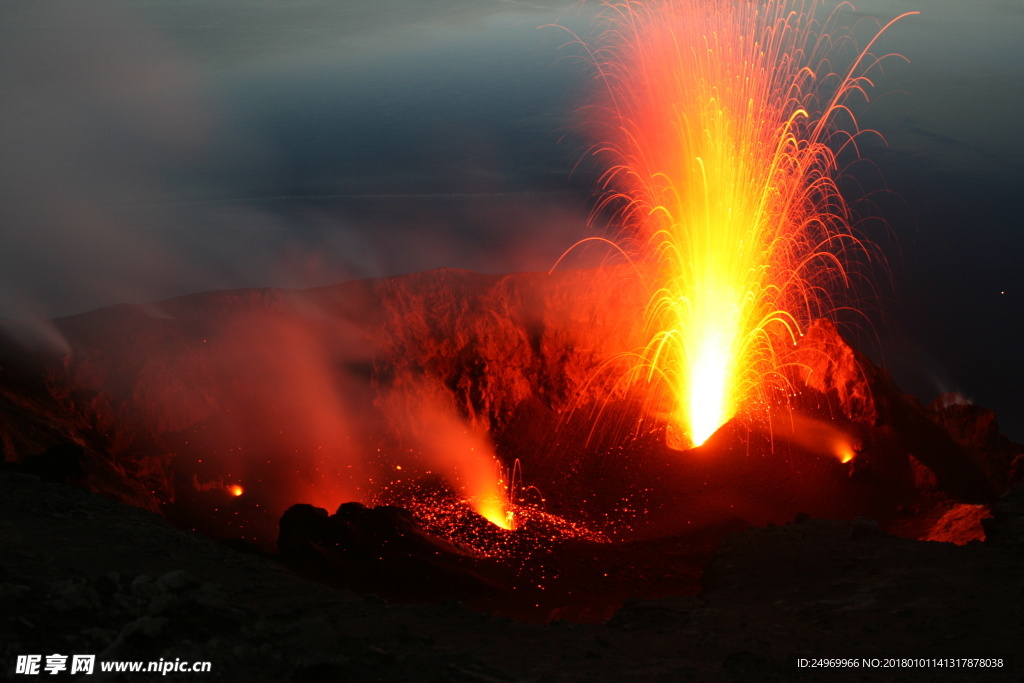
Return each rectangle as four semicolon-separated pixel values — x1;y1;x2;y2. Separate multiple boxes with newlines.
581;0;914;448
3;3;1024;674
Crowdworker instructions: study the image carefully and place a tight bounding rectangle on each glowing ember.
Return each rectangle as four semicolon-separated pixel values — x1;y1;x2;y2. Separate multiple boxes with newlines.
474;489;517;531
227;484;244;497
584;0;914;447
398;489;607;559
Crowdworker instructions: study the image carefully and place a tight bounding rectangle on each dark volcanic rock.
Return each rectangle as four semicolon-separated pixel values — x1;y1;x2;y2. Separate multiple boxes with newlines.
927;394;1024;493
983;482;1024;550
0;469;515;682
791;320;997;505
18;442;160;513
277;502;509;608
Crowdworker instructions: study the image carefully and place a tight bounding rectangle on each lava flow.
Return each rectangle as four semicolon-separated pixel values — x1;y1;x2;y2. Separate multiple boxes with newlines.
582;0;915;448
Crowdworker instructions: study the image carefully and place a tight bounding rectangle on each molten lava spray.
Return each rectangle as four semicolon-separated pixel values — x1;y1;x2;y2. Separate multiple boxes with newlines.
381;388;516;530
585;0;912;447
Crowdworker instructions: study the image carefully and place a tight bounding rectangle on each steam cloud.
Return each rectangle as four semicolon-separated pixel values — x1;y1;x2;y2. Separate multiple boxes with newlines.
0;0;594;325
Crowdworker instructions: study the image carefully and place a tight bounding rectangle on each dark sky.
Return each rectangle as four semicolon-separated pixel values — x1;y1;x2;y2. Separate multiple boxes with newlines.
1;0;1021;438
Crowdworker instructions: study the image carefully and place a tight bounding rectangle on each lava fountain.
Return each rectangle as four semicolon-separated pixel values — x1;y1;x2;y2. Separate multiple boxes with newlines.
582;0;914;447
377;386;517;531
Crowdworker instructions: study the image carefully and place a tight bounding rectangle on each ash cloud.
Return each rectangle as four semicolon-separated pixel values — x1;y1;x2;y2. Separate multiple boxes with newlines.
0;0;595;323
0;1;209;317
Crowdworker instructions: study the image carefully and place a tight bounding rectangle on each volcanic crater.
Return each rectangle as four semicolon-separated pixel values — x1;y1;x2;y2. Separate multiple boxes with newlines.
2;267;1022;680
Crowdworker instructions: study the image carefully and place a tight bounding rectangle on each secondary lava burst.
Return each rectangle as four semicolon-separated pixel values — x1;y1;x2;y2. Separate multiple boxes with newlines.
582;0;914;447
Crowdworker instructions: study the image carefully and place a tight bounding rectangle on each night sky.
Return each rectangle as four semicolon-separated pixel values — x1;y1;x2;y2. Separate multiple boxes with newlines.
1;0;1021;438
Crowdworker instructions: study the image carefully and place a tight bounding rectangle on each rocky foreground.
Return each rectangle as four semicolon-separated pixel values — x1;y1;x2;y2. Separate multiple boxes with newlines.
2;466;1022;681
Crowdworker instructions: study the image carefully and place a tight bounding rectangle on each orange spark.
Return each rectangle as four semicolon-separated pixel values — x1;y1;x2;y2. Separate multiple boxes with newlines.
583;0;914;447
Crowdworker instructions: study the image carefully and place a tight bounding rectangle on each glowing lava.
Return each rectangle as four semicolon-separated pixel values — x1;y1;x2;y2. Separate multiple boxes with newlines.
474;489;517;531
399;489;606;559
433;427;517;530
381;392;517;531
585;0;913;447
